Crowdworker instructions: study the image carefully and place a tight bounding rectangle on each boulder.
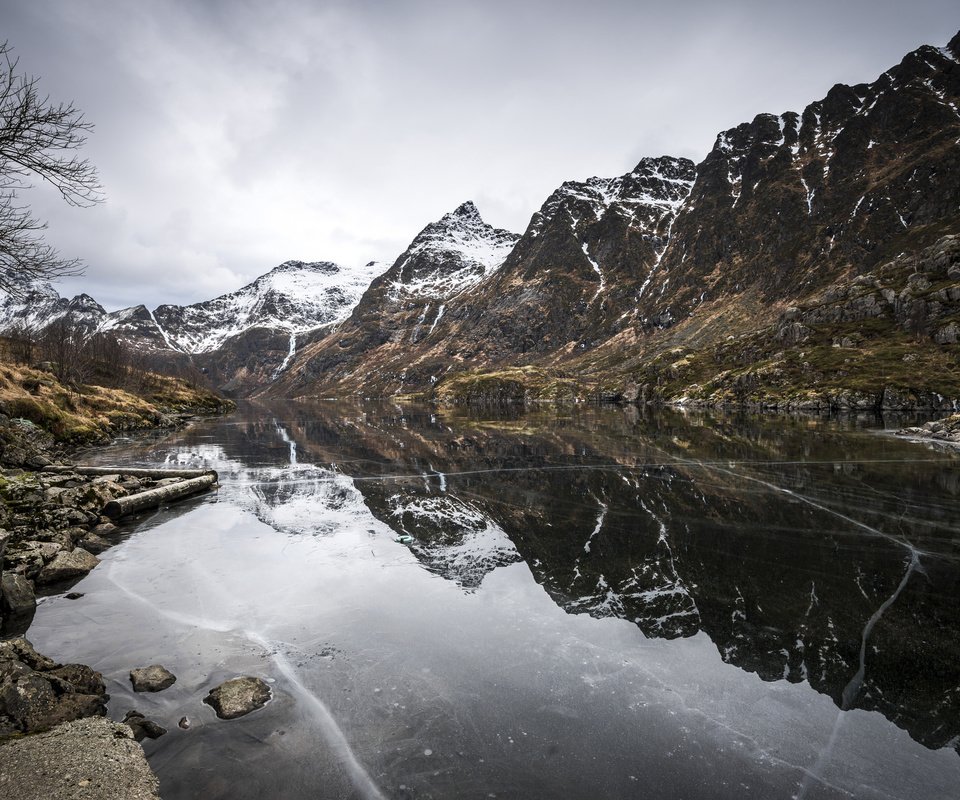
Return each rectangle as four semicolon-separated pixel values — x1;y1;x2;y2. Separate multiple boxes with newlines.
0;717;161;800
0;639;107;735
129;665;176;693
203;676;271;719
35;548;99;585
1;572;36;615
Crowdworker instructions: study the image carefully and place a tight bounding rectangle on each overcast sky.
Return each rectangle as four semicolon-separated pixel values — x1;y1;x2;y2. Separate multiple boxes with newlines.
3;0;957;309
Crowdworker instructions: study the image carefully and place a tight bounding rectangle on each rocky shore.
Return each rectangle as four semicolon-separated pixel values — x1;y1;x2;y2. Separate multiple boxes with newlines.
896;413;960;447
0;396;232;797
0;460;211;636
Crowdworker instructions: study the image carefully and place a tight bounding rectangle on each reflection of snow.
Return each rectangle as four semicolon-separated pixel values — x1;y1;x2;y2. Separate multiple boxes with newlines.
161;441;379;537
387;493;521;589
251;467;369;536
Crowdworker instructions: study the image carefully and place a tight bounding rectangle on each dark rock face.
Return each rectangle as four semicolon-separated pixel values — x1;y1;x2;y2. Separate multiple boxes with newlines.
631;234;960;410
203;676;272;720
0;638;108;736
640;40;960;330
129;665;177;693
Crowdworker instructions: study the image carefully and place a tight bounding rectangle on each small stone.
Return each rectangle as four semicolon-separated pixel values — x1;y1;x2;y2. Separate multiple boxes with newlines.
130;664;177;692
178;716;190;729
203;676;272;720
122;710;167;741
65;592;84;600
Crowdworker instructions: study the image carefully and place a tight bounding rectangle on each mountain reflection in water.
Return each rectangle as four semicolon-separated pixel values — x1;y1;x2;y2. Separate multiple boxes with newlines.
32;400;960;800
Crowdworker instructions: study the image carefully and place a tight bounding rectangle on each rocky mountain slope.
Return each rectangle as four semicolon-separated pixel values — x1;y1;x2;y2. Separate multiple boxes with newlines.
274;156;696;397
272;31;960;409
270;201;522;394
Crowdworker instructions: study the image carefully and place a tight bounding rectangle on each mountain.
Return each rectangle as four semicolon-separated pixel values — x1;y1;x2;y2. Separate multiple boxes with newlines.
270;201;521;395
3;32;958;409
271;30;960;410
150;260;385;355
0;283;106;336
273;157;695;397
0;260;387;394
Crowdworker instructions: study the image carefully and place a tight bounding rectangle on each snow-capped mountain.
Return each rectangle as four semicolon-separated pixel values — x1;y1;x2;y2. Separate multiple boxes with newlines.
0;283;106;335
386;201;520;300
267;201;522;395
149;260;387;354
0;259;389;394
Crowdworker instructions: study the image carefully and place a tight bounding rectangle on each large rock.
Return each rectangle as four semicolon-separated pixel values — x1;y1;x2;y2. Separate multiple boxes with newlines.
129;665;176;693
35;548;99;585
203;676;271;719
0;717;161;800
1;571;36;614
0;638;108;735
0;572;36;635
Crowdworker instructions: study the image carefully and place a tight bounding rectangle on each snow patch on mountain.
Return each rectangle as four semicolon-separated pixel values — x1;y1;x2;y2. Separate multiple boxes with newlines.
530;157;696;236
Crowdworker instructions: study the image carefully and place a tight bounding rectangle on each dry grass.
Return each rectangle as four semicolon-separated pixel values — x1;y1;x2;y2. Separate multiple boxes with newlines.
0;359;231;445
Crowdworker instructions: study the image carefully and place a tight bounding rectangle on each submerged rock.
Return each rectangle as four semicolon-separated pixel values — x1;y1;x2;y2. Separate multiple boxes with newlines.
129;664;176;693
203;676;271;719
122;710;167;741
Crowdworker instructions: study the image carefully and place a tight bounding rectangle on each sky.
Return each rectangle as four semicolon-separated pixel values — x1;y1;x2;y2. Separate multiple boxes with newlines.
2;0;958;310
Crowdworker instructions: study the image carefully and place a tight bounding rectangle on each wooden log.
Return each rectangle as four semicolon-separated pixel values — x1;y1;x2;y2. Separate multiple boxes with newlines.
103;474;218;519
44;465;218;481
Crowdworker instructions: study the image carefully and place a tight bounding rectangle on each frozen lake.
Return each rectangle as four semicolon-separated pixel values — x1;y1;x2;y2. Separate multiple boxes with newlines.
27;401;960;799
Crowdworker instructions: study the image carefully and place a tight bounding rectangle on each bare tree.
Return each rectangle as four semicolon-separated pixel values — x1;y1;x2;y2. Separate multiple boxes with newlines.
5;318;36;363
0;41;103;297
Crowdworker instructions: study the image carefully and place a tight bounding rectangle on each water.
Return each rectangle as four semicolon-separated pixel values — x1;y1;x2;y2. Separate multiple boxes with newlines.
26;401;960;799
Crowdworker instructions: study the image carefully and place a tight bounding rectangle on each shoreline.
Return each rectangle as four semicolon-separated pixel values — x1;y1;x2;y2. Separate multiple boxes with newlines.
0;405;232;797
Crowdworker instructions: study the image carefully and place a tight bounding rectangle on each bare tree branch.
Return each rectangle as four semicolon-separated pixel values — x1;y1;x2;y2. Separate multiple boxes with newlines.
0;40;103;298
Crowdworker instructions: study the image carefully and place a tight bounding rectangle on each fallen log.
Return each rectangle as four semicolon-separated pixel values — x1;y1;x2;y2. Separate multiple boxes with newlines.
44;466;218;481
103;474;218;519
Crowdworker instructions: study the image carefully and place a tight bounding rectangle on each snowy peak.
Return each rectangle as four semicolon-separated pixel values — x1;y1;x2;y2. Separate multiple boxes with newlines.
0;284;106;335
389;201;520;299
153;260;388;354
